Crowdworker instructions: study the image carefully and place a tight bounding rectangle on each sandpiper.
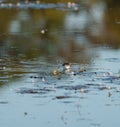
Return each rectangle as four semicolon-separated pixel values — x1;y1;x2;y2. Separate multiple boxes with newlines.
62;62;71;72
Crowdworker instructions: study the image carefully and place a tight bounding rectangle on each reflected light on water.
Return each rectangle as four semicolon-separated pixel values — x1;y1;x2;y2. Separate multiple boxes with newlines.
65;1;106;36
65;10;88;31
89;1;106;36
9;20;21;33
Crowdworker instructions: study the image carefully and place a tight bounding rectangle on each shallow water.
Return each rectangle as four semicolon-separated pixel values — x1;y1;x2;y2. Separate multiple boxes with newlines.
0;0;120;127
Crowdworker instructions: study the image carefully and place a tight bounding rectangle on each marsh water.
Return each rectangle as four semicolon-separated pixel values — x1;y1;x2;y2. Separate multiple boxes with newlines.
0;0;120;127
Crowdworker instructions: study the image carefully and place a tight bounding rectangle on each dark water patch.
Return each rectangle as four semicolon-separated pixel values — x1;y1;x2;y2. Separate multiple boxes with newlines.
85;82;119;94
76;71;114;80
16;88;44;94
83;70;120;85
16;87;56;94
56;84;89;90
55;96;78;104
105;103;111;106
85;83;100;87
24;112;28;116
88;83;118;92
30;75;47;80
55;95;80;100
56;95;71;99
0;101;8;104
98;85;111;91
100;76;120;85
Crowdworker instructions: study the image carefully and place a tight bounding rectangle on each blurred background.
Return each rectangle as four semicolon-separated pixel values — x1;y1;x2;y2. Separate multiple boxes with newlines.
0;0;120;85
0;0;120;59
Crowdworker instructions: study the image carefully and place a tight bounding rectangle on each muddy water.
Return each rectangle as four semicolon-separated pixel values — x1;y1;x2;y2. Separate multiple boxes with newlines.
0;1;120;127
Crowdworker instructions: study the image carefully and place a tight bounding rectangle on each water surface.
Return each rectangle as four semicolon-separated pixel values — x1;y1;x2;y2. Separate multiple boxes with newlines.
0;0;120;127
